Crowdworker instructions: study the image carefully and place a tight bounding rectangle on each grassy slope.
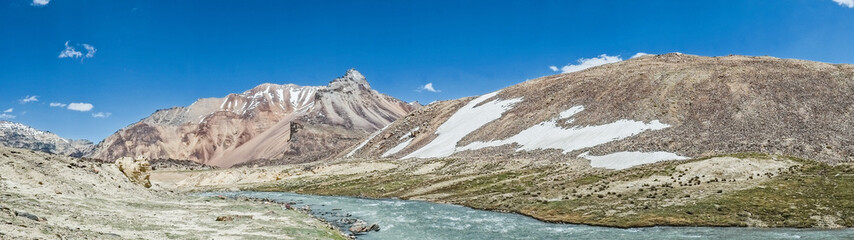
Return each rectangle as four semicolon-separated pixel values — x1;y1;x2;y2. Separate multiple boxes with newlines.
250;153;854;228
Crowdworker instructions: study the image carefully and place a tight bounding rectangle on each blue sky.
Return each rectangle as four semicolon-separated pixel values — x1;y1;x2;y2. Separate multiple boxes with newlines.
1;0;853;141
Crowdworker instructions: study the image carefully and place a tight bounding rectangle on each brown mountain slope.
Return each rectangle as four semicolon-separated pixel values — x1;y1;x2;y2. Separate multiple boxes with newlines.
345;53;854;167
92;69;419;167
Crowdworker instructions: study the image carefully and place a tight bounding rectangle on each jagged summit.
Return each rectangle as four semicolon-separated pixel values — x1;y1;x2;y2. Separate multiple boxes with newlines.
328;68;370;90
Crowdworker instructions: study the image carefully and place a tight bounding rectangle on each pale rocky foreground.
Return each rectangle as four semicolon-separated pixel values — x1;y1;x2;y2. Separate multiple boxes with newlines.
0;147;346;240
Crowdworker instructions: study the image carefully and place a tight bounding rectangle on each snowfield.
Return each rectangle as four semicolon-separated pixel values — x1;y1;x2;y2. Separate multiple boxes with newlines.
459;105;670;155
399;102;681;169
346;125;389;157
383;138;413;157
403;91;523;159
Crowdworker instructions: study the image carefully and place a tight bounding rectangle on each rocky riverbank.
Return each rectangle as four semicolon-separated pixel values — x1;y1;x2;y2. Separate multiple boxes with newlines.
204;193;383;239
153;153;854;229
0;146;348;239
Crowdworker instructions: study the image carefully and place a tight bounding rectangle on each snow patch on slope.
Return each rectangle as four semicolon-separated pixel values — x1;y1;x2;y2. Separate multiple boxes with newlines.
459;105;670;154
346;125;390;157
399;127;420;140
403;91;523;159
580;151;689;170
383;139;412;157
559;106;585;119
381;127;422;157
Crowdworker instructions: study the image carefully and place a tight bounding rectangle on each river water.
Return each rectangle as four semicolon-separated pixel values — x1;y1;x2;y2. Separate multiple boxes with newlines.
202;191;854;240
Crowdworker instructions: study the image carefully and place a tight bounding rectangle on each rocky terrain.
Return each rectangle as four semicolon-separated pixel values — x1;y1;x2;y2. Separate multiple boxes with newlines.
150;152;854;229
0;146;347;239
0;121;95;157
346;54;854;168
92;69;419;167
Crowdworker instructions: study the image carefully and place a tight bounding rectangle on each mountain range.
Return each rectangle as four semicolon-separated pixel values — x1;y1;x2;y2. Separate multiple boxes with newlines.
0;121;95;157
90;69;419;167
4;54;853;170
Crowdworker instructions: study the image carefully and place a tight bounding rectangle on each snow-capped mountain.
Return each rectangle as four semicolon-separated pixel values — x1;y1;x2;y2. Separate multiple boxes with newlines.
344;53;854;168
0;121;95;157
91;69;420;167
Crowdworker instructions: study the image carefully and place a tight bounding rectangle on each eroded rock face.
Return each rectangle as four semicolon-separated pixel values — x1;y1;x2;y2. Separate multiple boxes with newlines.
116;156;152;188
92;69;419;167
347;54;854;165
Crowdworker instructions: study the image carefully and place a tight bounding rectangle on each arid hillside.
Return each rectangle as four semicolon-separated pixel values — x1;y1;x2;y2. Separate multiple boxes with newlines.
346;53;854;167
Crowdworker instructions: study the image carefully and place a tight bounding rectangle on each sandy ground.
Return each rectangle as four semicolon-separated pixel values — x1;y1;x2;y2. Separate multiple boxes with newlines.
0;147;345;240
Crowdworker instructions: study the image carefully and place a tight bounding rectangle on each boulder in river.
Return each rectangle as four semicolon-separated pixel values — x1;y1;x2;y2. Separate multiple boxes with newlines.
348;219;380;233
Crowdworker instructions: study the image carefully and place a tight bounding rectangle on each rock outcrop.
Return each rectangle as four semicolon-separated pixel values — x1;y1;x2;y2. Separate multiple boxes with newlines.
345;54;854;167
92;69;419;167
115;156;152;188
348;219;379;234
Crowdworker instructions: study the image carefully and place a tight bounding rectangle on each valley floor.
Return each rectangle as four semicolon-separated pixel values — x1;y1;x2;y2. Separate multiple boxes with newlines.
154;153;854;229
0;147;347;240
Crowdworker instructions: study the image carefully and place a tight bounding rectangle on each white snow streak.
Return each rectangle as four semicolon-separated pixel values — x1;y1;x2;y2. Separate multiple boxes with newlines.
382;139;412;157
346;125;390;157
403;91;523;159
220;99;229;109
459;105;670;154
380;127;422;157
559;106;585;119
580;151;689;170
276;89;285;103
399;127;420;140
289;88;302;107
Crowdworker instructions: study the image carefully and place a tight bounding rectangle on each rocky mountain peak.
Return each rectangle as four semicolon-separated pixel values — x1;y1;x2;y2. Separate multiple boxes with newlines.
328;68;370;90
0;120;95;157
92;69;418;167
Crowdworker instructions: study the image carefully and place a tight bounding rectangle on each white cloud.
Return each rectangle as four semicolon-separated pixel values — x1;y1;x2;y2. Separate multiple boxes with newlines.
550;53;648;74
552;54;624;74
49;102;67;107
19;95;38;104
31;0;49;6
3;108;12;113
92;112;112;118
420;83;441;93
58;41;96;60
67;103;94;112
630;52;651;59
82;44;97;58
0;113;14;119
834;0;854;8
58;41;83;59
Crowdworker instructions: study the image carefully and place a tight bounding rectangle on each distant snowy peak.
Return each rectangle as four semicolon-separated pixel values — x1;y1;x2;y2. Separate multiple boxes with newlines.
219;83;320;115
0;121;50;138
154;69;376;126
0;121;94;157
92;69;418;167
